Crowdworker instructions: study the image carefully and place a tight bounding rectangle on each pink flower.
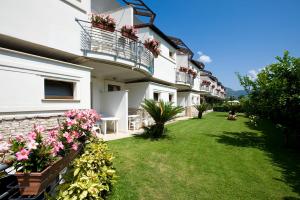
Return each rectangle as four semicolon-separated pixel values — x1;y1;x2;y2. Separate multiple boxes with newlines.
72;143;78;151
35;125;45;133
0;141;11;153
67;118;76;126
0;134;3;141
26;141;38;150
16;148;30;161
63;132;73;144
28;131;37;141
15;134;25;142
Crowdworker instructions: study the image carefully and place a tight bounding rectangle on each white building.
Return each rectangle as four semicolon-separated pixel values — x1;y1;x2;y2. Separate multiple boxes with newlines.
0;0;225;137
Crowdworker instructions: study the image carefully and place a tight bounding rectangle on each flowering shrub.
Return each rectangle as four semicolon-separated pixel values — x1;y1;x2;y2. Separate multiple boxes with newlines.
91;14;116;31
121;25;138;40
49;109;100;156
144;38;161;57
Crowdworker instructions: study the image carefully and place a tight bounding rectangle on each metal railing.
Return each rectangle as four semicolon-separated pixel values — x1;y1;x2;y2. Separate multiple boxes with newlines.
76;19;154;75
176;71;194;86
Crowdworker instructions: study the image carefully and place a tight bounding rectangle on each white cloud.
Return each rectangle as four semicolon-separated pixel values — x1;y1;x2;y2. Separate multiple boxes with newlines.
197;51;212;64
248;69;258;80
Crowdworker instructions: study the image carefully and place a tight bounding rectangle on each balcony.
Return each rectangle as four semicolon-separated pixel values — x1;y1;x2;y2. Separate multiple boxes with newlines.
77;19;154;75
200;85;210;93
176;71;194;87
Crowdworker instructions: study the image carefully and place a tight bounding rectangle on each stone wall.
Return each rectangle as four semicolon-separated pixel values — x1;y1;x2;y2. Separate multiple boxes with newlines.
0;114;65;139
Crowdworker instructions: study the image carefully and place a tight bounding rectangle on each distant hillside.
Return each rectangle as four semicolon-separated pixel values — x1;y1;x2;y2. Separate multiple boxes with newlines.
225;87;247;98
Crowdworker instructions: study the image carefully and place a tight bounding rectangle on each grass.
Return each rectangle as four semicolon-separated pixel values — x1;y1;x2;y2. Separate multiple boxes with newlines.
108;112;300;200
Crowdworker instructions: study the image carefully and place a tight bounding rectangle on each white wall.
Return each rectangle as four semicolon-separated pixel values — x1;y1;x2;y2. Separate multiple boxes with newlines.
176;54;189;67
91;0;121;13
100;91;128;133
148;83;177;105
101;6;134;29
0;0;90;56
137;27;177;84
126;82;149;109
0;48;91;114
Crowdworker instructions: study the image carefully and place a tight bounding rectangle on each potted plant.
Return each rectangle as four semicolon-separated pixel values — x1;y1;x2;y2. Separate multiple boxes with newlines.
91;14;116;32
144;38;161;58
212;85;215;89
179;67;188;73
121;25;138;41
192;71;197;79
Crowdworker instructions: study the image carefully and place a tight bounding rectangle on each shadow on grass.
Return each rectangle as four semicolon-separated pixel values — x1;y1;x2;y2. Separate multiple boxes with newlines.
132;128;173;141
210;119;300;198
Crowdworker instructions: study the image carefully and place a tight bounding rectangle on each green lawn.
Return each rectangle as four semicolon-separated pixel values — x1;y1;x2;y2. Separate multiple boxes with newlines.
108;112;300;200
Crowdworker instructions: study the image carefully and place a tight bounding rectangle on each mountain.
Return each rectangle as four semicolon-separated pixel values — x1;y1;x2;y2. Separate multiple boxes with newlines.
225;87;247;98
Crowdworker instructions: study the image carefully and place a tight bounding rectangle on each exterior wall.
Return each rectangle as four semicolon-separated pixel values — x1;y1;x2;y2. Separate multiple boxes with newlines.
0;0;90;55
137;27;177;84
91;0;121;13
177;92;200;117
0;48;91;115
126;82;149;109
0;114;65;140
101;6;134;29
148;83;177;104
190;62;201;91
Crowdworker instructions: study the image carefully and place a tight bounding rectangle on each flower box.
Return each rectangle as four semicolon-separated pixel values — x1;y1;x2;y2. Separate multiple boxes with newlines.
144;38;161;58
92;22;115;32
179;67;188;73
15;148;81;196
121;31;138;41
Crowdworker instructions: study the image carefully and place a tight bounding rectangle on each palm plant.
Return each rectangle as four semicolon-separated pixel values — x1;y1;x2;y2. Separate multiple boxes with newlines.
141;99;184;138
194;103;208;119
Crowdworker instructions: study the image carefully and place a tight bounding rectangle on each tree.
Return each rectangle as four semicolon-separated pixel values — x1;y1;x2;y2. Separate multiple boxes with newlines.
141;99;184;138
194;103;208;119
237;51;300;146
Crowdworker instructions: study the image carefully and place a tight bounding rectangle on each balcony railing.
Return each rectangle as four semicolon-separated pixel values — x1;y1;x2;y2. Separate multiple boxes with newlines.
76;19;154;75
176;71;194;86
200;85;209;92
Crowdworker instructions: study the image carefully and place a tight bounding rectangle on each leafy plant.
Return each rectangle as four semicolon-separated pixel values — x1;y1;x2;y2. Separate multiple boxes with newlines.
237;51;300;147
141;99;184;138
194;103;208;118
55;138;116;200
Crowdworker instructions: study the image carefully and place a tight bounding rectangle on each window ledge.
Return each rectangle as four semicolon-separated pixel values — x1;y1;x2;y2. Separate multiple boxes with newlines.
42;99;81;103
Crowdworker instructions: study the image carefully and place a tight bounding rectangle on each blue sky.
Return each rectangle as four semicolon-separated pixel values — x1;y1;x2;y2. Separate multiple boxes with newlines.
142;0;300;90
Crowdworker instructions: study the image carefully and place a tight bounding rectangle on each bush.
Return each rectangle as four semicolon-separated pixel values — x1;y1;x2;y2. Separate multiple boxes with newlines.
141;99;184;138
55;138;117;200
194;103;208;118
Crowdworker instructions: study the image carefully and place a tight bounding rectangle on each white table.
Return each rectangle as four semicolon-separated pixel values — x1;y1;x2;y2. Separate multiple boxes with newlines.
101;116;119;135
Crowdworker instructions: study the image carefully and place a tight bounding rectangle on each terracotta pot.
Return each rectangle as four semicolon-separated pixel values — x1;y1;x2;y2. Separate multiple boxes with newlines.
15;148;81;196
92;22;115;32
121;31;138;41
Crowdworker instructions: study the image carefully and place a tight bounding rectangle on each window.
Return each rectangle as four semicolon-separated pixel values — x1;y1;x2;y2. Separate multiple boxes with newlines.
169;94;174;102
169;51;175;59
108;84;121;92
44;79;74;99
153;92;160;101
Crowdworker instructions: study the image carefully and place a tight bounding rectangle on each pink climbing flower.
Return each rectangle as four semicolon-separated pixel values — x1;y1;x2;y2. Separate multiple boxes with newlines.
16;148;30;161
35;125;45;133
28;131;37;141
